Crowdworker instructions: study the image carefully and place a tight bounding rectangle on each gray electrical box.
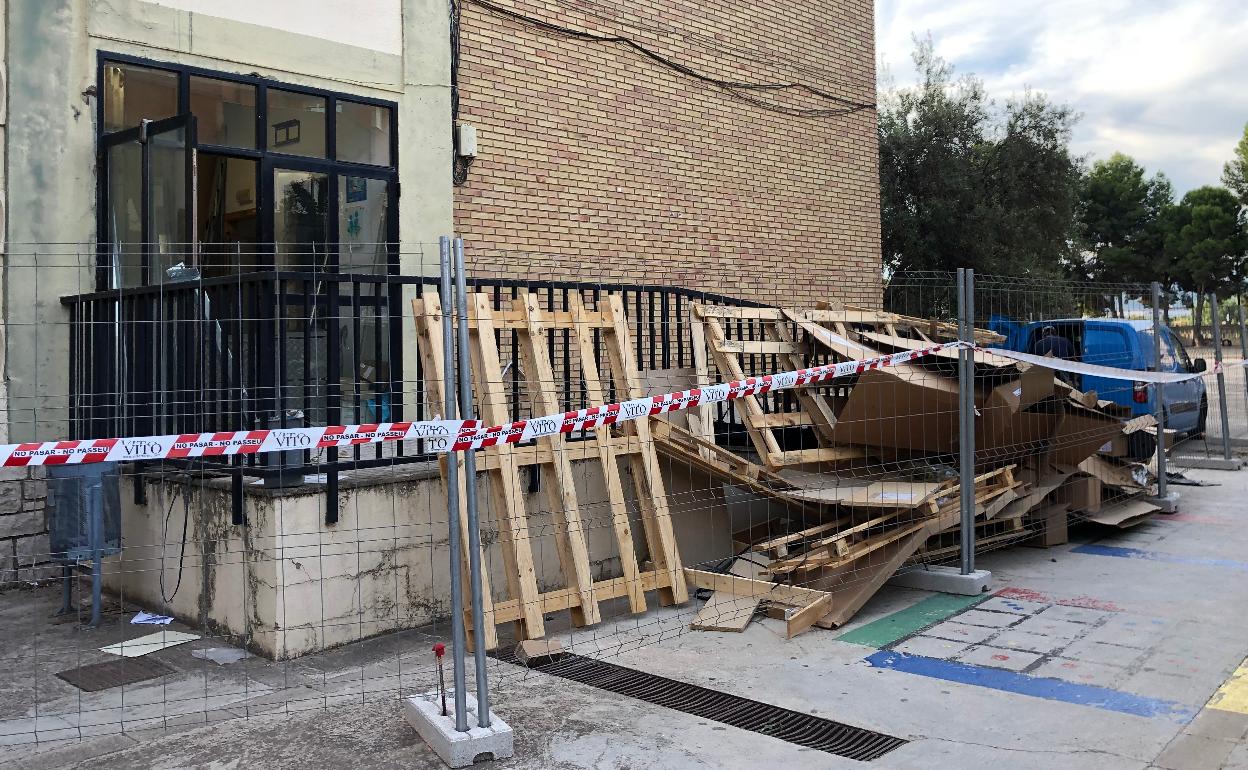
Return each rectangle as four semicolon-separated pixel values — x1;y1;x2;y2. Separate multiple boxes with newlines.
47;463;122;562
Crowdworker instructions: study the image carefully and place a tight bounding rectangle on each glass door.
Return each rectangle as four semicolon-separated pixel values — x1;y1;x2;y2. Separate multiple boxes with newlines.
100;114;198;288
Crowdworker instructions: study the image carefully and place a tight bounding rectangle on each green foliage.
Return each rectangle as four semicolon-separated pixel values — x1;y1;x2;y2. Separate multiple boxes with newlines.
1166;186;1246;293
1223;122;1248;206
879;40;1081;276
1075;153;1174;284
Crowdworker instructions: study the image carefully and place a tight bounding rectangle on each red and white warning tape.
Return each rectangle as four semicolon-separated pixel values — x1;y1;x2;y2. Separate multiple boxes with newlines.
0;341;960;467
1;341;1239;467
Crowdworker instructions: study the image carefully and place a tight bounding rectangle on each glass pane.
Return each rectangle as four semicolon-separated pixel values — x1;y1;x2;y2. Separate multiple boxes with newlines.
336;101;391;165
148;125;190;280
106;140;143;288
198;155;259;277
267;90;327;158
339;289;392;424
189;76;257;147
338;176;390;273
103;63;178;133
274;169;329;269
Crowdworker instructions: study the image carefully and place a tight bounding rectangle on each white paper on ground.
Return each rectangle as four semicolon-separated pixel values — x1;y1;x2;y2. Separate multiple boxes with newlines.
131;611;174;625
100;630;199;658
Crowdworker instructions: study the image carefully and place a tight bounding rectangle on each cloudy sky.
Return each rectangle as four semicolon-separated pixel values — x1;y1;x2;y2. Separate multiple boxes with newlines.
875;0;1248;195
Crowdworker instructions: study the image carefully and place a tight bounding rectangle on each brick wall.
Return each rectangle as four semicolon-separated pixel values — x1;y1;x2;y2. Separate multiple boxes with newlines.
454;0;882;307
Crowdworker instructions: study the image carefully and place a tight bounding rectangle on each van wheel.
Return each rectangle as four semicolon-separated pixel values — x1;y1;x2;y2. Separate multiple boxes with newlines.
1194;395;1208;439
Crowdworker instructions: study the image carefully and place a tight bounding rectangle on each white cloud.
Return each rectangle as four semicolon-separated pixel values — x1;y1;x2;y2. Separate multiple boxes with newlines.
877;0;1248;194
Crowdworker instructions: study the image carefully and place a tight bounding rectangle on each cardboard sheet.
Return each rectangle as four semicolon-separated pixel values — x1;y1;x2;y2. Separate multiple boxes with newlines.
1086;499;1160;528
100;630;199;658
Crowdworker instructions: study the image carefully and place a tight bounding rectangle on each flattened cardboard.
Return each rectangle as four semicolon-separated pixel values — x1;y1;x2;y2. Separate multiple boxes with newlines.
1078;455;1146;491
1086;499;1160;528
1054;476;1103;513
1050;398;1125;467
1026;502;1070;547
830;368;961;454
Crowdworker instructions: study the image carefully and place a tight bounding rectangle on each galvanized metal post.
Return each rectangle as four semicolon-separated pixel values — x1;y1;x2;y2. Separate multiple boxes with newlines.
957;269;976;575
439;237;469;732
1151;283;1168;500
1210;292;1233;460
1238;297;1248;418
453;237;491;728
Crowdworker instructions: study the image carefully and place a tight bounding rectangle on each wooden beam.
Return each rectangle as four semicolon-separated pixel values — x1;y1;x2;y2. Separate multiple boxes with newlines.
515;293;602;626
468;293;546;639
412;292;499;650
682;568;829;607
603;295;688;605
569;293;648;615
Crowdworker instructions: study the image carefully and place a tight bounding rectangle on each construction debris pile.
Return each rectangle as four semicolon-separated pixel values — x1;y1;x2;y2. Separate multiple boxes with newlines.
656;304;1164;636
416;296;1163;648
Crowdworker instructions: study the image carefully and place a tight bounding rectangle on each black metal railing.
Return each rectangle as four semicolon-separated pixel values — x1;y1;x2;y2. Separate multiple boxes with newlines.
62;270;764;522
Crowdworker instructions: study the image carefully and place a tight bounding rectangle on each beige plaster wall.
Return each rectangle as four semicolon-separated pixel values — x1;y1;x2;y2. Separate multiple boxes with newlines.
104;455;745;660
4;0;452;442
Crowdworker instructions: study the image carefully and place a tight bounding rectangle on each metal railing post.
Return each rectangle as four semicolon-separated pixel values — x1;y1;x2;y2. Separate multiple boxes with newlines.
1210;291;1233;460
957;268;976;575
454;237;491;728
1151;283;1168;500
1238;297;1248;423
439;236;469;732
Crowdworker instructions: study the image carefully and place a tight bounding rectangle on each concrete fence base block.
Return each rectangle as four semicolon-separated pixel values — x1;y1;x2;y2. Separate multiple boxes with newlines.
1144;492;1181;514
1172;456;1243;471
404;691;514;768
888;565;993;596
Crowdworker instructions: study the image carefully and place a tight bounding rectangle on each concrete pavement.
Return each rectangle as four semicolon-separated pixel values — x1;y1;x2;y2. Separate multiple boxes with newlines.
0;463;1245;769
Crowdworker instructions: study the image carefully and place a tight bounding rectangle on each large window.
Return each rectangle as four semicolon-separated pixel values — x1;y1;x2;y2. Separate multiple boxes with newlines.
97;55;398;287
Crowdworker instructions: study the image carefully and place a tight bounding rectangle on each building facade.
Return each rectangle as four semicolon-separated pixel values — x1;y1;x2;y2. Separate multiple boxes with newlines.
0;0;882;656
453;0;882;305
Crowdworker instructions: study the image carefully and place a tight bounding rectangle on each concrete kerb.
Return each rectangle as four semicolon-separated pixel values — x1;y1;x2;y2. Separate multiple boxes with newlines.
1143;492;1181;514
887;565;994;596
404;692;514;768
1172;456;1243;471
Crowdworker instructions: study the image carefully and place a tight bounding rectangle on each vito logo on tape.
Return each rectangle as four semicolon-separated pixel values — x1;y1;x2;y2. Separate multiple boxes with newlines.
700;384;729;403
528;417;560;436
273;432;312;449
409;423;451;438
771;372;798;389
622;401;650;419
120;439;164;458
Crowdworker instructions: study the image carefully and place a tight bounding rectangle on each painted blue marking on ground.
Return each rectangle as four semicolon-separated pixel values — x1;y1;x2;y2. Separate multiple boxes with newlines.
1073;544;1248;572
864;651;1196;722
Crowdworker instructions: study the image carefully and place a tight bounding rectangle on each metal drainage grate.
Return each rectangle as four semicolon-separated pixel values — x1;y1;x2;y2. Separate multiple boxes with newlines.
497;650;906;761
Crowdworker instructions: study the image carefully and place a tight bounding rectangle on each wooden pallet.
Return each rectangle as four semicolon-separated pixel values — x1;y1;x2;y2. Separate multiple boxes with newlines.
692;304;862;470
413;291;688;648
760;466;1018;575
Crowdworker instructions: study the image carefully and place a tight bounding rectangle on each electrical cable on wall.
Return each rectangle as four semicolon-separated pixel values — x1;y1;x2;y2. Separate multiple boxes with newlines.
466;0;876;118
160;484;190;604
451;0;472;186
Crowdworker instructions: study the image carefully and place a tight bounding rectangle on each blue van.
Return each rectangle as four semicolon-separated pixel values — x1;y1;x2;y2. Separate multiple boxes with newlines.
996;318;1208;436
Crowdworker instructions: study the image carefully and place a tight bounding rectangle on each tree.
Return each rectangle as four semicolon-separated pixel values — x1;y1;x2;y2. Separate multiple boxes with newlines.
1165;186;1246;343
1075;153;1175;314
1223;122;1248;206
1078;154;1172;278
879;40;1082;278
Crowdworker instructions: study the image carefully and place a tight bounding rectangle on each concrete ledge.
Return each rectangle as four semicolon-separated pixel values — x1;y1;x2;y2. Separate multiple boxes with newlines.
888;566;993;596
404;692;514;768
1172;456;1243;471
1144;492;1181;514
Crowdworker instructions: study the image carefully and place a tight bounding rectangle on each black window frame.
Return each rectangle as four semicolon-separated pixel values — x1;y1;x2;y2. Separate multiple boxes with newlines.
95;51;400;291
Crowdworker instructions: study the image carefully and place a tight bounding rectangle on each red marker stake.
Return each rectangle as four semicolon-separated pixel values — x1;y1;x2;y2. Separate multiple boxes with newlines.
433;643;448;716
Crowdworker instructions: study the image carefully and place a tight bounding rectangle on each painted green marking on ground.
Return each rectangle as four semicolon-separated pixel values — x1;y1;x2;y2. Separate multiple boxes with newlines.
836;592;989;648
